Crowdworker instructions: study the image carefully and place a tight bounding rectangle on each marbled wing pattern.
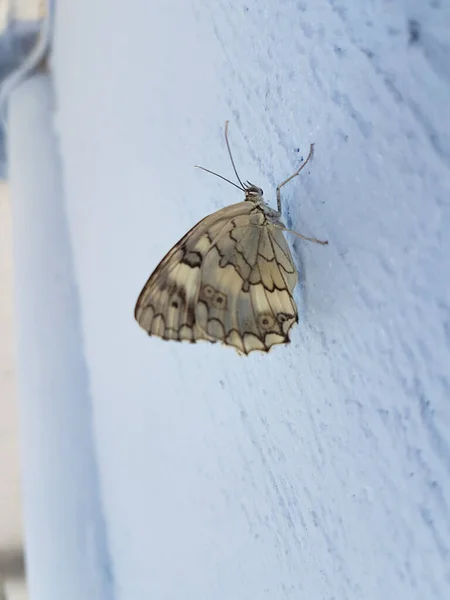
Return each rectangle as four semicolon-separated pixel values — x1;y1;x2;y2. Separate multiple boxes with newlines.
134;201;299;354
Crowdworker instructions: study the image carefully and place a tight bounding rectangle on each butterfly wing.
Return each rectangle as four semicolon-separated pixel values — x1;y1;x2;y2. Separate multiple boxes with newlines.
135;201;254;343
197;212;298;353
135;202;299;353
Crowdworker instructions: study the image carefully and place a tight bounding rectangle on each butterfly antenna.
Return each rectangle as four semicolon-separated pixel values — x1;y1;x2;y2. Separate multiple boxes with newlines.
224;120;246;189
194;165;244;191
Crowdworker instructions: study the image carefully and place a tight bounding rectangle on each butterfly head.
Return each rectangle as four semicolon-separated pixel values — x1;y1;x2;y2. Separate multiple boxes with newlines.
244;182;264;203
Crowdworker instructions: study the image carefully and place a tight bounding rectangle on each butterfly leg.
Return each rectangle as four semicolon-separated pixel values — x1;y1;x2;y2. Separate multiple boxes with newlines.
276;143;315;214
284;228;328;245
276;143;328;245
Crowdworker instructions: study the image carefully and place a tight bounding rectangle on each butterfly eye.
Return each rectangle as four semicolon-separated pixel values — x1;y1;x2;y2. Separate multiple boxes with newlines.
258;314;275;330
245;185;263;199
202;284;215;299
213;291;227;309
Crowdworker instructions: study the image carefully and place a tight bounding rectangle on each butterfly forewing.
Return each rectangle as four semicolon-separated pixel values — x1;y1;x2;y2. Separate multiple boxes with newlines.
135;201;299;354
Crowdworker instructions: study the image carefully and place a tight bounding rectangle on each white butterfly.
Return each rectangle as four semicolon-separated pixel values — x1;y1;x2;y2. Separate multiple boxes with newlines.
135;122;327;355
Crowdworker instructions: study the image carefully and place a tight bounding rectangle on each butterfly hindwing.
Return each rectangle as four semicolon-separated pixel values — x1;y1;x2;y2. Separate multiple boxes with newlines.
197;215;298;353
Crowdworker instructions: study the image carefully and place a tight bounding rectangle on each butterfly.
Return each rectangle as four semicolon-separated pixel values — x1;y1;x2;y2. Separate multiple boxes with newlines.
135;122;327;355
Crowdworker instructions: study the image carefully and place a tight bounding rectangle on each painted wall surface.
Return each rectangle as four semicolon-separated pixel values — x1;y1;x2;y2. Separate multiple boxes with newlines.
7;1;450;599
9;76;112;600
0;183;22;557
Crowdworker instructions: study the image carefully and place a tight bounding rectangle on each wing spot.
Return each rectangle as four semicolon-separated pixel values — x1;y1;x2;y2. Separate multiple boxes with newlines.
277;312;296;334
258;314;276;330
277;312;292;324
213;291;227;310
181;249;202;268
203;284;215;299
